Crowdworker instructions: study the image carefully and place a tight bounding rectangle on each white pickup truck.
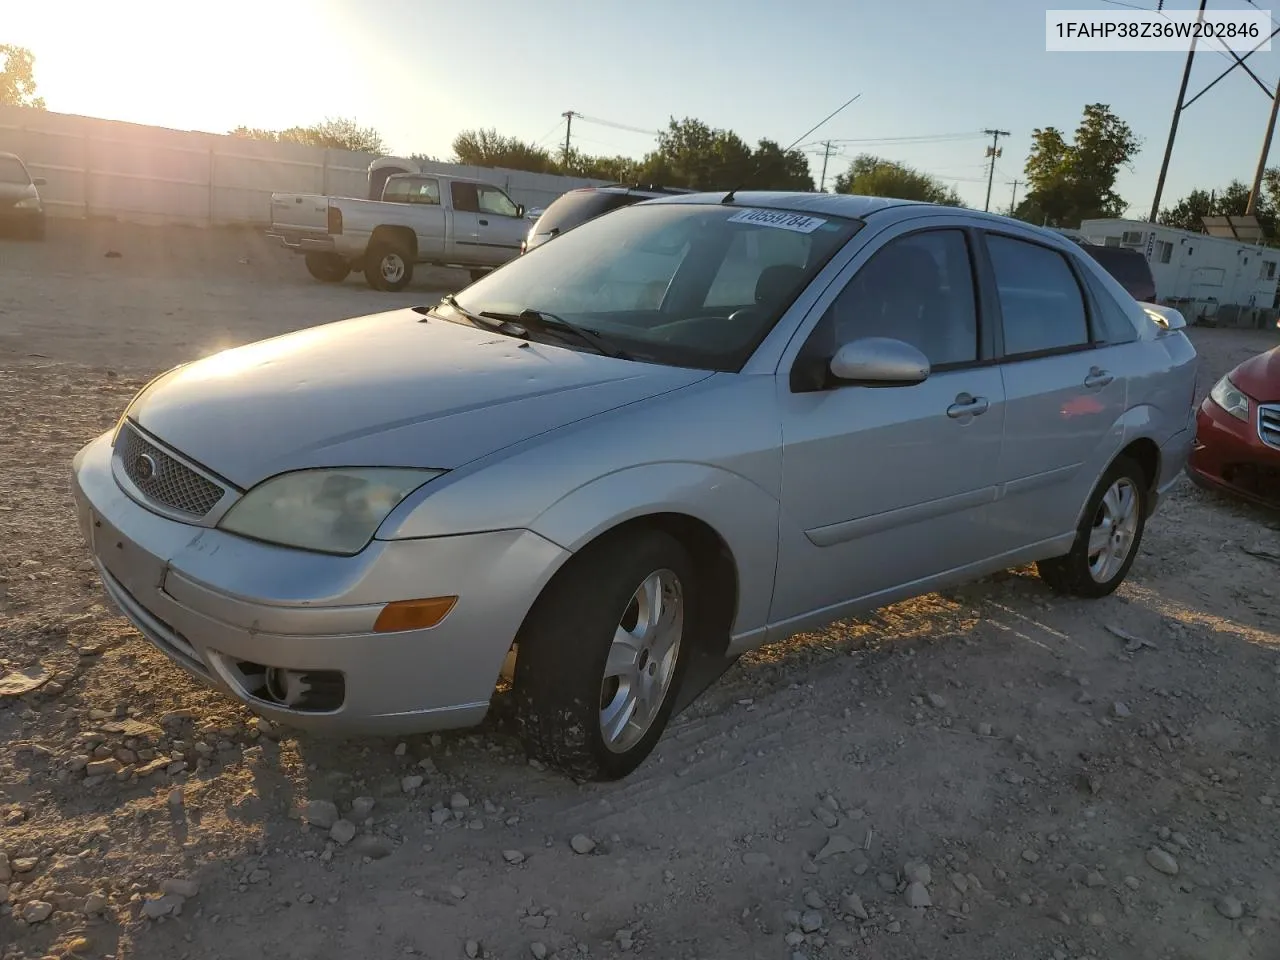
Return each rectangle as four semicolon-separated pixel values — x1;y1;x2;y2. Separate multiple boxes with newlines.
268;173;529;291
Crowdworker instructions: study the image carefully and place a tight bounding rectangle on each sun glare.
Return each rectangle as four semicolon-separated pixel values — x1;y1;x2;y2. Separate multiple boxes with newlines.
6;1;353;138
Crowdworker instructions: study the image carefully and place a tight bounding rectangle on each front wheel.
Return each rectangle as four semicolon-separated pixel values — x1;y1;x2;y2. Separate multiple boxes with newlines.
1037;456;1148;597
513;529;695;781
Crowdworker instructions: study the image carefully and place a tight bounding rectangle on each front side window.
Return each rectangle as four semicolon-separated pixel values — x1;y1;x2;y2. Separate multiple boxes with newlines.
987;234;1090;356
798;229;979;373
446;203;862;371
477;185;519;217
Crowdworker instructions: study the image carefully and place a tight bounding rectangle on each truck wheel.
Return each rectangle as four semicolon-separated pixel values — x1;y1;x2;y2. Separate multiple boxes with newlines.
513;529;695;781
1037;456;1148;598
304;252;350;283
366;241;414;292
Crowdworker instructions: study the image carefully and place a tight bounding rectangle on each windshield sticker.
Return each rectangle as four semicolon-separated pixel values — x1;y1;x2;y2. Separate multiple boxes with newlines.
726;208;828;234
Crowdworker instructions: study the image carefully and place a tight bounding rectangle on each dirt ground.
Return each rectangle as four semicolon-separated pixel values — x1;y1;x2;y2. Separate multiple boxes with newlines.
1;219;1278;960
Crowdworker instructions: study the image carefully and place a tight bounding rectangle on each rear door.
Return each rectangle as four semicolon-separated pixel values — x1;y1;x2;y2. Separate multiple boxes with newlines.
980;231;1129;549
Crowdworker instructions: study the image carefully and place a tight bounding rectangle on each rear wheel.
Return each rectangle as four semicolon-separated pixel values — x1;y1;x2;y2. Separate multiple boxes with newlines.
304;251;350;283
469;268;489;284
513;529;695;781
365;241;413;292
1037;456;1148;597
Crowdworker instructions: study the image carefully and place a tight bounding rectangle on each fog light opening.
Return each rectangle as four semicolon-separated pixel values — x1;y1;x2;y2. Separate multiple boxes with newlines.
233;660;346;713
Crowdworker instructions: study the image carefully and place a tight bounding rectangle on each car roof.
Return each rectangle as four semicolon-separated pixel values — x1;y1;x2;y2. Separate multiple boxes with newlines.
644;191;1077;235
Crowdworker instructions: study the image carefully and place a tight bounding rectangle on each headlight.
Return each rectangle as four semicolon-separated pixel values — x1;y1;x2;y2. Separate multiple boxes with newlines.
1208;374;1250;421
16;197;41;209
217;468;443;556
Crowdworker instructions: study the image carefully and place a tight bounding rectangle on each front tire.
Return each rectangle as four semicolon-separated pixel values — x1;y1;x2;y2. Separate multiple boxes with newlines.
365;241;414;292
513;529;696;781
304;251;350;283
1037;456;1148;597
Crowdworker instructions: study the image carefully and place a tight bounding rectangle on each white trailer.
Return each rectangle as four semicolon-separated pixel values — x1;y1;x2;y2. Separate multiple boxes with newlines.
1077;218;1279;323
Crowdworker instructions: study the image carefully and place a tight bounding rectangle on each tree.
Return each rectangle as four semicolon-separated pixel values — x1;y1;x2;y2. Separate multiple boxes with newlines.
744;139;815;191
451;128;557;173
831;154;963;205
1015;103;1140;226
1160;177;1278;236
0;44;45;109
560;148;638;182
633;117;753;190
231;117;386;154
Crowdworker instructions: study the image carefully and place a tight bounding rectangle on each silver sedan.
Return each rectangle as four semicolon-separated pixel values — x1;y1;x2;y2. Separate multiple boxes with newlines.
72;192;1200;780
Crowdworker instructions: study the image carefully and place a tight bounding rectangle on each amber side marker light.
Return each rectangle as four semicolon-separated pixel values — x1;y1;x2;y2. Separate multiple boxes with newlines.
374;597;458;633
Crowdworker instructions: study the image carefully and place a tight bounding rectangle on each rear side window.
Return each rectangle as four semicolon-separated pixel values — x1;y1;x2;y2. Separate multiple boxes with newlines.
534;191;638;236
1081;246;1156;303
987;235;1090;356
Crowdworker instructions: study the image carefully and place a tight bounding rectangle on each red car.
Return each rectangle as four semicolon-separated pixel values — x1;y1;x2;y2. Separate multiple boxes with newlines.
1187;345;1280;508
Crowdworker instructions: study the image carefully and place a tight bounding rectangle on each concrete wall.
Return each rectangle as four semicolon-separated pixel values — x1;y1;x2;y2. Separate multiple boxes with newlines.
0;105;606;227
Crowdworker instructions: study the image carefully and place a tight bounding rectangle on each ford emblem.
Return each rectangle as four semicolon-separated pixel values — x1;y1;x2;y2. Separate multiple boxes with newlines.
134;453;156;482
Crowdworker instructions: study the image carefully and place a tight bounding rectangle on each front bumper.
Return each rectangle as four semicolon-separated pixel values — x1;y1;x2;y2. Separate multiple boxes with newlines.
71;431;569;733
1186;398;1280;509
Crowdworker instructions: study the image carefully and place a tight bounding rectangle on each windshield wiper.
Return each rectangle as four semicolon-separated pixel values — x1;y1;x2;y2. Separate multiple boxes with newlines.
500;308;633;360
436;296;631;360
436;294;528;337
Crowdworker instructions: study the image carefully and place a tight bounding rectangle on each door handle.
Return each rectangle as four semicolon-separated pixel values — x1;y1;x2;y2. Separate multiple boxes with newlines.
1084;367;1114;389
478;218;489;226
947;393;990;418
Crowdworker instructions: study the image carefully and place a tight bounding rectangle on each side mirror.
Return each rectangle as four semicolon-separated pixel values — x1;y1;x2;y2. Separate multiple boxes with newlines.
829;337;930;386
1142;303;1186;330
32;177;46;187
516;203;525;219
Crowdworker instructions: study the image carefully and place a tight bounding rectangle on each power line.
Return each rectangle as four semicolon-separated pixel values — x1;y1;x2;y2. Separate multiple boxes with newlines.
573;113;662;137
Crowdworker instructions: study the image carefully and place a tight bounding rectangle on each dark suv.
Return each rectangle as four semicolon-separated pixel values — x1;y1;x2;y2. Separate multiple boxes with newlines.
523;183;695;254
1077;244;1158;303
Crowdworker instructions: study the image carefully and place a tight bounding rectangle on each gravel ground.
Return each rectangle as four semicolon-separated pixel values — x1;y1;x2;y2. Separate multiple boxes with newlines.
1;220;1279;960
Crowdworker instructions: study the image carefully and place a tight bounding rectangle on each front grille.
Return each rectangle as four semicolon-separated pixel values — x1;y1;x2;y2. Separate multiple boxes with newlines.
1261;403;1280;451
115;424;225;519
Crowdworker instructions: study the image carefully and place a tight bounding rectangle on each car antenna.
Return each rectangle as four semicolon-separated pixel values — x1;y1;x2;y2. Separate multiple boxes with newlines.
721;92;862;205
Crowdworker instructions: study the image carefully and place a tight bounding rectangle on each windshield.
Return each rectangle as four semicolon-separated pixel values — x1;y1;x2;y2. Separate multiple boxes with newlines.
451;202;862;371
0;156;31;184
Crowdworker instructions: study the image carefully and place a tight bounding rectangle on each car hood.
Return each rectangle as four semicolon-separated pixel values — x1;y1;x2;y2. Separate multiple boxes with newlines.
129;308;713;489
1232;345;1280;403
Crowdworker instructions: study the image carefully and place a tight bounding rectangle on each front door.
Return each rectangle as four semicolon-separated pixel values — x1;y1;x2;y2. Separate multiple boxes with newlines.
978;231;1129;548
772;225;1007;629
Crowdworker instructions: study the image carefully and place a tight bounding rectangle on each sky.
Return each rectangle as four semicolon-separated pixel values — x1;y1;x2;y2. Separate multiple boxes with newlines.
5;0;1280;215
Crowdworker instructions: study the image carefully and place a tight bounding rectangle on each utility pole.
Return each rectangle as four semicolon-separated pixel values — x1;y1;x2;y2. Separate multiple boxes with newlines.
1008;179;1023;216
818;141;835;192
561;111;575;165
1247;80;1280;215
1149;0;1208;221
983;129;1010;212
